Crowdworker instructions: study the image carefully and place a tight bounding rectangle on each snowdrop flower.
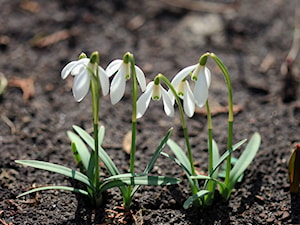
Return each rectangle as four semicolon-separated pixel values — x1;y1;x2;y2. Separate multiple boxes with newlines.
171;63;211;114
191;65;211;108
137;79;174;118
170;64;198;117
61;52;109;102
106;53;146;105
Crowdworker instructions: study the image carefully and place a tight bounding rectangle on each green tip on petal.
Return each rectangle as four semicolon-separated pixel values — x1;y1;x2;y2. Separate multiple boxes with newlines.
90;51;99;64
79;52;87;59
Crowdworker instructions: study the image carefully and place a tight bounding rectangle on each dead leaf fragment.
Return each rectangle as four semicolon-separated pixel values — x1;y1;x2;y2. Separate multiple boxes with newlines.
20;0;40;13
32;29;76;48
8;77;35;101
122;131;132;154
195;102;243;116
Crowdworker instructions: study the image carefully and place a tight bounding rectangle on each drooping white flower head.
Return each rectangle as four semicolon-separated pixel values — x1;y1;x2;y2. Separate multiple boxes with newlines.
137;81;174;118
106;54;146;105
170;64;198;117
191;65;211;108
170;63;211;115
61;53;109;102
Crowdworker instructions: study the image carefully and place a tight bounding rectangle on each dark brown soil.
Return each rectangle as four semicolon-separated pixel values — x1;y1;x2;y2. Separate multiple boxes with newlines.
1;0;300;224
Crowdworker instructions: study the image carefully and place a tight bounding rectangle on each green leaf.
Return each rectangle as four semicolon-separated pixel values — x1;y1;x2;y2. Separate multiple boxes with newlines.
212;139;220;179
100;180;128;193
191;175;226;192
167;139;192;174
161;152;196;191
131;128;174;197
15;160;93;189
228;132;261;191
73;125;120;176
183;190;210;209
103;173;180;185
288;144;300;193
210;138;247;177
120;175;181;186
98;125;105;145
67;131;90;170
73;125;94;149
144;128;173;174
17;185;88;198
161;152;192;177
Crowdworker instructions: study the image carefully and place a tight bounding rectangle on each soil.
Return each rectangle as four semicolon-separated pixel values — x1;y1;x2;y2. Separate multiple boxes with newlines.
1;0;300;224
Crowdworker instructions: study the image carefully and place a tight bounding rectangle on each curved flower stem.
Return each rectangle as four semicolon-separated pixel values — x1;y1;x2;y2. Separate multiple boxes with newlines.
201;52;234;196
157;74;196;176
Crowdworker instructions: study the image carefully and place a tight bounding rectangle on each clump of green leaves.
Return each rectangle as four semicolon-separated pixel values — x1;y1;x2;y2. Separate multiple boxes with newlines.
16;51;261;211
156;53;261;208
16;52;180;208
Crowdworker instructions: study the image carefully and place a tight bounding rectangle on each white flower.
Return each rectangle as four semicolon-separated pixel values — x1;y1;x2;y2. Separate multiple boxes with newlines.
137;81;174;118
191;65;211;108
170;64;198;117
171;64;211;114
106;59;146;105
61;57;109;102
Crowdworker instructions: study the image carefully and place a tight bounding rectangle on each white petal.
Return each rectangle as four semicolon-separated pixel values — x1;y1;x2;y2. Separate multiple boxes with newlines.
171;64;197;88
72;70;90;102
183;81;195;117
98;66;110;96
106;59;123;77
61;61;78;79
110;64;126;104
204;67;211;87
71;58;89;75
167;89;176;106
194;70;208;108
135;65;146;91
136;82;154;118
161;86;174;117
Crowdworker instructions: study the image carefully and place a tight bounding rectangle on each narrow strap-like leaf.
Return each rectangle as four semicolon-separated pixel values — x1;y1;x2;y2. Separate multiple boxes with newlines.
167;139;192;174
131;128;173;196
68;131;90;170
228;133;261;191
98;125;105;145
119;175;181;186
210;138;247;177
73;125;94;149
73;125;120;176
17;185;88;198
144;128;173;174
183;190;210;209
15;160;93;189
190;175;226;192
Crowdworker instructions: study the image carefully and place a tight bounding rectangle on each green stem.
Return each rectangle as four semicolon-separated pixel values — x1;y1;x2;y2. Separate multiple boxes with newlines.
129;54;138;175
90;73;100;190
205;53;234;192
123;52;138;209
203;100;215;205
206;100;213;174
158;74;196;178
